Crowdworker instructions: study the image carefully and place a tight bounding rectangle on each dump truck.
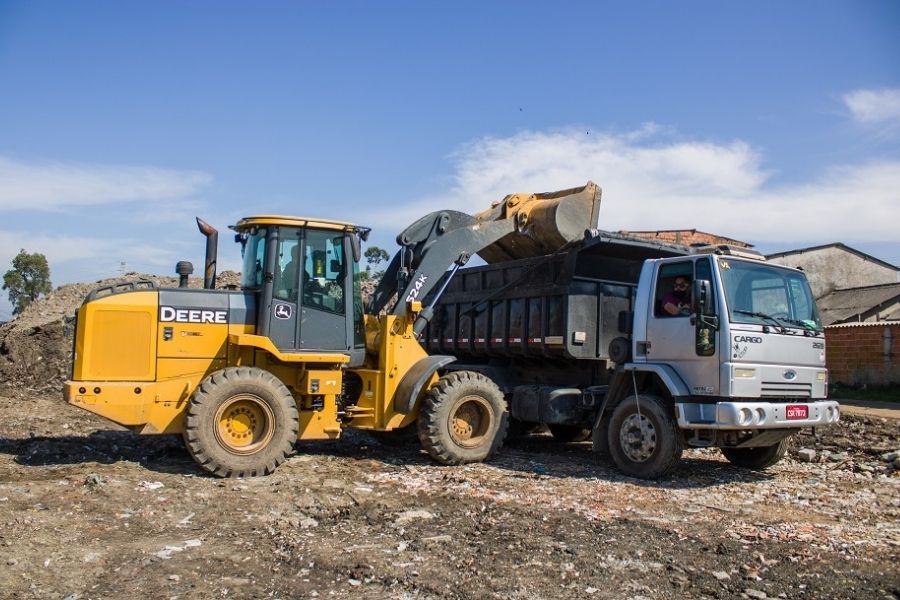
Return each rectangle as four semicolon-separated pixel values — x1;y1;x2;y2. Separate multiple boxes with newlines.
64;182;601;477
423;230;840;478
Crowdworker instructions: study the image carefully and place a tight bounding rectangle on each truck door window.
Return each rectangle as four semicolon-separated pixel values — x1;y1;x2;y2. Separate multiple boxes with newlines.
303;229;345;315
655;262;693;317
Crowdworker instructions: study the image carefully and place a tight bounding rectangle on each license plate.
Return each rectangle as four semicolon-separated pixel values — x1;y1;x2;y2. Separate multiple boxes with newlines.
786;405;808;420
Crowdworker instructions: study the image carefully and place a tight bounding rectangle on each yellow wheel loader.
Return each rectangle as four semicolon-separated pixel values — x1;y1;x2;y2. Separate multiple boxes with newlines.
64;182;601;477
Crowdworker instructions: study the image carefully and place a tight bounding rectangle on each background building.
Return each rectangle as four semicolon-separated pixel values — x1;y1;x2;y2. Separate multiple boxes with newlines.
767;243;899;300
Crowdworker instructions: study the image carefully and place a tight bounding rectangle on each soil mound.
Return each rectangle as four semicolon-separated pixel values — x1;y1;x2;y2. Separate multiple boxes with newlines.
0;271;240;392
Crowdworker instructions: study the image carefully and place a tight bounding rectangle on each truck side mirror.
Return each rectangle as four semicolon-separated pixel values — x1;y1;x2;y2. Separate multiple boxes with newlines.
692;279;712;315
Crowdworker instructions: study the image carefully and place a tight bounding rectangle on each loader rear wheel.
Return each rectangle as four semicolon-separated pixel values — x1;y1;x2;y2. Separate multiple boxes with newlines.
721;438;789;470
417;371;508;465
548;424;592;443
607;394;683;479
183;367;299;477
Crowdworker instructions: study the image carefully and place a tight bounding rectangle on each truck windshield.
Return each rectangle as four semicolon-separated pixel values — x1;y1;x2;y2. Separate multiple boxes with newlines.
718;259;821;330
239;228;267;289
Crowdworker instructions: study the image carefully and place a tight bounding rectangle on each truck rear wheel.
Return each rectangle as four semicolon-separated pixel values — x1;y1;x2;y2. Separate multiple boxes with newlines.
183;367;299;477
721;438;789;470
548;424;591;443
417;371;509;465
607;394;683;479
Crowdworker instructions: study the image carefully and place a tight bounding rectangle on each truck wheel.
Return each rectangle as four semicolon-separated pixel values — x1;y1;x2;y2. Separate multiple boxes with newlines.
721;438;789;470
417;371;509;465
548;424;591;443
607;394;683;479
183;367;299;477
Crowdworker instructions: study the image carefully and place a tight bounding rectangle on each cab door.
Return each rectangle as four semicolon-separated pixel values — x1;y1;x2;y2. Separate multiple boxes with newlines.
644;257;721;396
296;229;349;351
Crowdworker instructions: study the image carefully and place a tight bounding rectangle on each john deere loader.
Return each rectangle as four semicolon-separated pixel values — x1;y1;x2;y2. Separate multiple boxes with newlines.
64;182;601;476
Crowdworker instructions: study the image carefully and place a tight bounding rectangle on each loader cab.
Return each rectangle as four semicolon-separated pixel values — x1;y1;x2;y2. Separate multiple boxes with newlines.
234;216;367;366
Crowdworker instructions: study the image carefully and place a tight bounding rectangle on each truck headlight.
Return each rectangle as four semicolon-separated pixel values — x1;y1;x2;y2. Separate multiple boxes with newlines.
734;367;757;378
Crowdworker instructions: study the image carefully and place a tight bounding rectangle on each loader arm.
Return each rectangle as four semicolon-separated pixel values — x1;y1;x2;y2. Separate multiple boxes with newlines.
368;181;602;317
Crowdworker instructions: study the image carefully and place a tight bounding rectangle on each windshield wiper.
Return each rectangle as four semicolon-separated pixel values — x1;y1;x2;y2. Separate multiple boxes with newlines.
779;317;823;334
733;309;788;333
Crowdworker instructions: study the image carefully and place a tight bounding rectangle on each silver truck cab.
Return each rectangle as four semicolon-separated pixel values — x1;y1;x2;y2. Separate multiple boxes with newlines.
630;248;839;438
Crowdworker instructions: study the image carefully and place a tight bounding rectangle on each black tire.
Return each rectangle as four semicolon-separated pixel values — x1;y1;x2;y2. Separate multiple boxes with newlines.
548;424;592;443
721;438;789;470
183;367;299;477
607;394;683;479
417;371;509;465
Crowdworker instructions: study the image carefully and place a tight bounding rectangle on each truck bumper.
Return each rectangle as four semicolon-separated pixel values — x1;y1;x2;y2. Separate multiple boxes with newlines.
675;400;840;430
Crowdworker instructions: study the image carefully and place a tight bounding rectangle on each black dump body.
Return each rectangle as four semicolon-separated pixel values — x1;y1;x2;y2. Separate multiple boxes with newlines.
423;231;689;425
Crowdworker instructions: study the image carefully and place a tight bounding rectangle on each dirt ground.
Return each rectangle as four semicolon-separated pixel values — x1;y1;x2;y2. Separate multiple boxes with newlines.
0;389;897;600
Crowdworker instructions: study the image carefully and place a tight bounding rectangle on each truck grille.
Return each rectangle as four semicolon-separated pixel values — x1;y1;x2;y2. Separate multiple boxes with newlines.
760;381;812;398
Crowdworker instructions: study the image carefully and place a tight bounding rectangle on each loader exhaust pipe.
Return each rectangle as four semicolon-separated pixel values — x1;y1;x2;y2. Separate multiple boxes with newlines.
196;217;218;290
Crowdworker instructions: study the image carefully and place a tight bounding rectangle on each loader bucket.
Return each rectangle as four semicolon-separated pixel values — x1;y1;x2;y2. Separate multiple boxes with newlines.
473;181;602;263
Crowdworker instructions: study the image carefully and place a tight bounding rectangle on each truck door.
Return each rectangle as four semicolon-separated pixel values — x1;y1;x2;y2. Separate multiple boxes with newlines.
644;257;720;396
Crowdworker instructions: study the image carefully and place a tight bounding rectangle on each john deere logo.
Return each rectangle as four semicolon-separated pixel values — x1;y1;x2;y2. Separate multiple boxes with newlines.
783;369;797;381
274;304;293;320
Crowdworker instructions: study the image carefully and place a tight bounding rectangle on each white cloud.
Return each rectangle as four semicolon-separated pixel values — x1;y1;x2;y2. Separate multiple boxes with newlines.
0;156;212;211
843;88;900;125
363;127;900;247
0;230;180;283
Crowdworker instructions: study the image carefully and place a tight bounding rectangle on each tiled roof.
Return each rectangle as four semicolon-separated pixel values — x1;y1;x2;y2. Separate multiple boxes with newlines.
617;229;753;248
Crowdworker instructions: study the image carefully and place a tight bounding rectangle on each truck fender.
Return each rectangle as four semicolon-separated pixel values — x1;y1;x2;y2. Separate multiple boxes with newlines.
623;362;691;399
392;355;457;414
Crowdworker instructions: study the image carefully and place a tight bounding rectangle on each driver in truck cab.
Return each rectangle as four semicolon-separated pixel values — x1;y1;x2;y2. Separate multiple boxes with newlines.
661;275;692;316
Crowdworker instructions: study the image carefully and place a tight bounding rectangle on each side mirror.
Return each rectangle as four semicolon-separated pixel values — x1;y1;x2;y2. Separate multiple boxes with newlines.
692;279;712;315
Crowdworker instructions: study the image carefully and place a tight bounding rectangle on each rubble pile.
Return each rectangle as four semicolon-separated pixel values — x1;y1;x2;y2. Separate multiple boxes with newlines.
0;270;375;393
0;271;240;392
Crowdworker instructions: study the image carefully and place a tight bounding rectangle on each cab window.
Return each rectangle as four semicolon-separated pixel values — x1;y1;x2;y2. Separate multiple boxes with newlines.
303;229;346;315
655;262;693;317
274;228;302;301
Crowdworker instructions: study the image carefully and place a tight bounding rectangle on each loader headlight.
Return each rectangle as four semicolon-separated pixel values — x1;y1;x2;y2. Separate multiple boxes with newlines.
734;367;757;378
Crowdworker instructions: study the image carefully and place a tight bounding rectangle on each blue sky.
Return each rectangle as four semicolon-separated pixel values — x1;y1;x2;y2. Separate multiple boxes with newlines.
1;1;898;319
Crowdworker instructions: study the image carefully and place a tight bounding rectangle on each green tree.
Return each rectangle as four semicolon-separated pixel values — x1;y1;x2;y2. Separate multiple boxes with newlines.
363;246;390;282
3;249;52;315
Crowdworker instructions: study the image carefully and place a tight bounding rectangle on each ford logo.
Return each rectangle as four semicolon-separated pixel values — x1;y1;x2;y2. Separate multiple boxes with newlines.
783;369;797;380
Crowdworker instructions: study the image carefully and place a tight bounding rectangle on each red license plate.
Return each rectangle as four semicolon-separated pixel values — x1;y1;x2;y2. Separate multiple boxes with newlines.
786;405;808;420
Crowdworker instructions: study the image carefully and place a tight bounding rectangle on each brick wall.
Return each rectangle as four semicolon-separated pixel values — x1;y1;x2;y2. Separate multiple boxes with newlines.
825;323;900;386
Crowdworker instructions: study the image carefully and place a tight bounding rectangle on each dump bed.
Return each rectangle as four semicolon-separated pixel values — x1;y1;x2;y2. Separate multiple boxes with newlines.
424;231;690;362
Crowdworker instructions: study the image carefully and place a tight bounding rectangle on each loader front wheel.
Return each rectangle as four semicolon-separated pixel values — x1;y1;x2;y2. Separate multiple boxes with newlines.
183;367;299;477
417;371;508;465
